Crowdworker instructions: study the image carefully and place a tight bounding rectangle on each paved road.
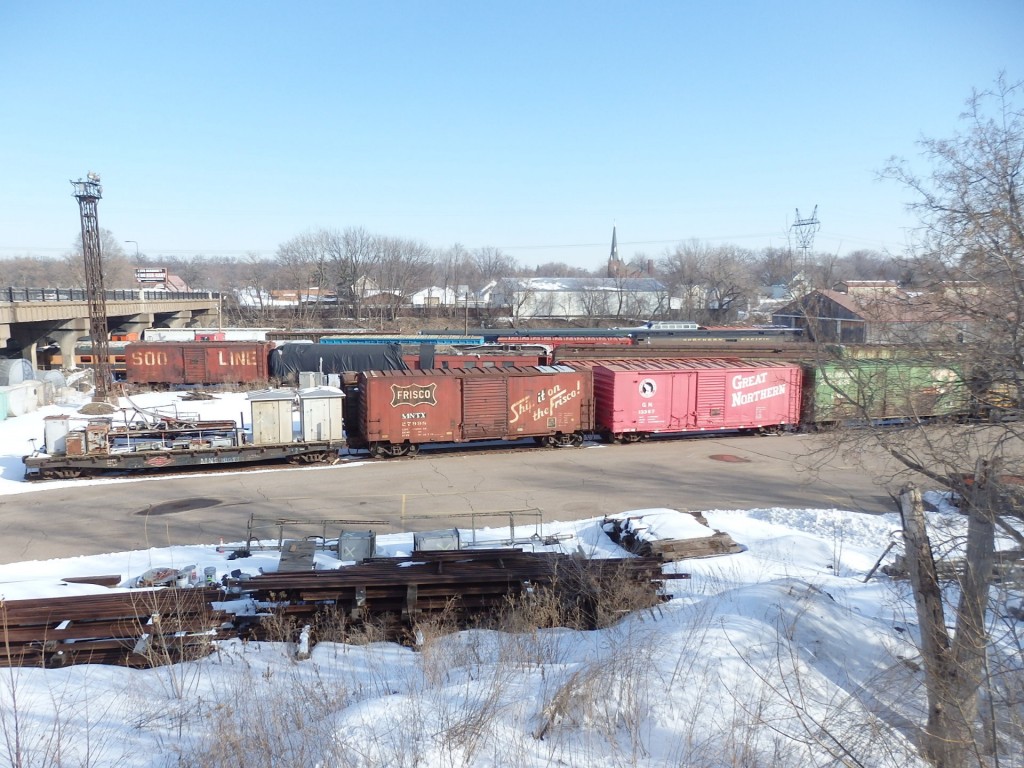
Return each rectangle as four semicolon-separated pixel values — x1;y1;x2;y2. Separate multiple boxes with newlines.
0;433;912;564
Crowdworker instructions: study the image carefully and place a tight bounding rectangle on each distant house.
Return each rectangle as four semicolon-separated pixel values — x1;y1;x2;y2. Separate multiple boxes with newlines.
772;281;966;344
489;276;668;323
409;286;459;308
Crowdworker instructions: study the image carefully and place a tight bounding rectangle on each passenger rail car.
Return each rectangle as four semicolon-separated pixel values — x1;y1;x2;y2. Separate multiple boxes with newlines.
321;335;485;346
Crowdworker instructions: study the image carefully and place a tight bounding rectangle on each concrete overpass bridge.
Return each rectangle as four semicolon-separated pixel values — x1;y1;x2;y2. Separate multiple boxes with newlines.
0;287;221;367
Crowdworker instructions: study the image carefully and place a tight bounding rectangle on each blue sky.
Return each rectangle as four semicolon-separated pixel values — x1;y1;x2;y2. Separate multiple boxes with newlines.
2;1;1021;270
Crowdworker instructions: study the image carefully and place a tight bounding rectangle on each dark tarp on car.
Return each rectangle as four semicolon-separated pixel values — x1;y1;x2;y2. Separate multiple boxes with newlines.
269;343;408;380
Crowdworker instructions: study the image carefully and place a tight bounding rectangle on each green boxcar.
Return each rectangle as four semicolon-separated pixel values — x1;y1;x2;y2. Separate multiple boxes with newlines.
804;359;970;424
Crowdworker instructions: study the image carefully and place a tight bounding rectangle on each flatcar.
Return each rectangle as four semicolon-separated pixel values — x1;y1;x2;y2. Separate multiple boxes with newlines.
346;366;594;457
23;389;346;480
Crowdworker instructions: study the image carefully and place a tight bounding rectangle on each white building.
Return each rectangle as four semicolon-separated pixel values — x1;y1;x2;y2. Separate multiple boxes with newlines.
489;277;669;322
408;286;459;307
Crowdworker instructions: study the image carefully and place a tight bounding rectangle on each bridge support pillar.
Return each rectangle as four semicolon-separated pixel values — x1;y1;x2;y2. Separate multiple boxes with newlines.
53;329;85;369
112;313;154;339
152;310;194;329
8;320;88;369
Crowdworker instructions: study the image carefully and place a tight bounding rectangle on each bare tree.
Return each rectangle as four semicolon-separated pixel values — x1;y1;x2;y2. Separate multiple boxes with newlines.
370;236;434;325
238;251;278;324
658;241;755;323
822;75;1024;768
63;228;133;288
472;246;520;283
434;243;475;318
0;256;64;286
753;246;798;288
323;227;380;322
276;231;331;325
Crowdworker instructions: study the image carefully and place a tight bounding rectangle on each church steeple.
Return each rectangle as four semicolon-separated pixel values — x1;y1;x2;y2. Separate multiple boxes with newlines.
607;226;620;277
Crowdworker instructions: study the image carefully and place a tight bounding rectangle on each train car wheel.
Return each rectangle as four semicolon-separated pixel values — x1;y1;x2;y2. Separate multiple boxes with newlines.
569;433;584;447
369;443;391;458
405;444;420;457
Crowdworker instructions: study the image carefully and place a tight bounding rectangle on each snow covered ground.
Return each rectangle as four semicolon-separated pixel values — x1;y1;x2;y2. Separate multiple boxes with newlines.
0;392;1021;767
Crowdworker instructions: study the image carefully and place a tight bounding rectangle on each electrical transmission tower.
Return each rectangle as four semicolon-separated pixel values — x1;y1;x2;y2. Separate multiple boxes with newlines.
71;172;113;403
791;205;820;268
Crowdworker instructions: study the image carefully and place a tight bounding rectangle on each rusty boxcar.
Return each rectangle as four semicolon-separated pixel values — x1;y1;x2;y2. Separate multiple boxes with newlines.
350;366;594;457
125;341;274;385
587;359;803;442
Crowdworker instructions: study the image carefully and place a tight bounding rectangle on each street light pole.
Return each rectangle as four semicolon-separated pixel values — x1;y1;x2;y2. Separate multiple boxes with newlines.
125;240;139;260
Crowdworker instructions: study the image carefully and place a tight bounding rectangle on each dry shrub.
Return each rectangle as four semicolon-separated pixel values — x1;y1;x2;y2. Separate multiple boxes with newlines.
496;558;663;633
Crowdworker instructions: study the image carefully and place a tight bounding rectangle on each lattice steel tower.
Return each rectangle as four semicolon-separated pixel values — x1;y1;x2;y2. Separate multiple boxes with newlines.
71;172;112;402
791;205;820;268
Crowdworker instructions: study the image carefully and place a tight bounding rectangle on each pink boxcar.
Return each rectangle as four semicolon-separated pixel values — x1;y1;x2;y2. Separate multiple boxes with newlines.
353;366;594;457
590;359;803;441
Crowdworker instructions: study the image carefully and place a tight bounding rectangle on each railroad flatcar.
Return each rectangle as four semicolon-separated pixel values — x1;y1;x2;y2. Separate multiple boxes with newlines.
348;366;595;457
579;359;804;442
126;341;275;385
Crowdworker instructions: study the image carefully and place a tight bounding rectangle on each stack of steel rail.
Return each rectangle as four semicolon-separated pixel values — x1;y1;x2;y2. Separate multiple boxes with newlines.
0;588;227;668
0;550;680;668
229;548;677;641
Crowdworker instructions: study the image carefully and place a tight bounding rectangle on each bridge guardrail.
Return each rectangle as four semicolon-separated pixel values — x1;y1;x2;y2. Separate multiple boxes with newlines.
2;288;220;302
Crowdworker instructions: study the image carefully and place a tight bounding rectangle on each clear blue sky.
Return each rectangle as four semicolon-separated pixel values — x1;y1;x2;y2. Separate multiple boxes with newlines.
2;1;1021;270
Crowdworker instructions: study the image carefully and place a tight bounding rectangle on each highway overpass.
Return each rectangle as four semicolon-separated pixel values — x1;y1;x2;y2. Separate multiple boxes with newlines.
0;287;221;367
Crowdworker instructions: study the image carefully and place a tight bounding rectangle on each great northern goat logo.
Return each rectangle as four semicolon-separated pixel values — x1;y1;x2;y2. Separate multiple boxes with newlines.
390;383;438;408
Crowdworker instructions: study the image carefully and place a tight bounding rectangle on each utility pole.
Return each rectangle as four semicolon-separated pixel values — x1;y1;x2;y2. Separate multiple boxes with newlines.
71;172;113;403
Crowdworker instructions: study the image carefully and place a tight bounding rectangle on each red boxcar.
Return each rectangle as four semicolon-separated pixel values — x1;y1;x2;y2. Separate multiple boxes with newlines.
126;341;274;385
588;359;803;441
352;366;595;457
